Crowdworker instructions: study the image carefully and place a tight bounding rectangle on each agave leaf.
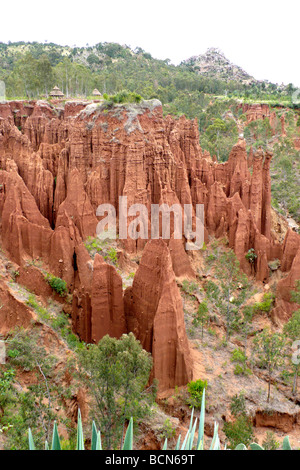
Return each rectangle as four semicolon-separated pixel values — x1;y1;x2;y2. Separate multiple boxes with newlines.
188;417;198;450
175;434;181;450
122;417;133;450
282;436;292;450
163;438;168;450
189;408;194;433
196;438;204;450
181;429;190;450
250;442;264;450
213;433;221;450
91;421;98;451
96;431;102;450
76;409;85;450
209;422;219;450
51;421;61;450
196;389;205;449
28;428;35;450
235;443;247;450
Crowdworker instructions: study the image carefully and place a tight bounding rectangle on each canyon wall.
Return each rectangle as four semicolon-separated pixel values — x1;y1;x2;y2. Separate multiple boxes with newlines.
0;99;299;390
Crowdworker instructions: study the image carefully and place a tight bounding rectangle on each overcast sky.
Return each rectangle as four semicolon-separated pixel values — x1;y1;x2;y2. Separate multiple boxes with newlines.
1;0;299;87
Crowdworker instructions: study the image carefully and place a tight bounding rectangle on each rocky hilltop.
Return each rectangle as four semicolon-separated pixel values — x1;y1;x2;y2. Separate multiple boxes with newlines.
0;98;299;446
182;48;258;85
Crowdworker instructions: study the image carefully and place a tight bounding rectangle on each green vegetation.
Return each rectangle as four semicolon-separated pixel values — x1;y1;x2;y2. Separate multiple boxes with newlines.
45;273;68;297
84;236;118;266
103;90;143;105
252;292;275;314
205;250;249;340
231;348;252;376
28;408;134;450
0;329;64;450
200;115;239;162
76;333;154;449
283;282;300;394
223;393;254;449
26;293;81;350
261;431;280;450
186;379;207;409
252;328;287;402
245;248;257;265
26;389;294;450
271;137;300;222
192;300;210;339
181;279;199;296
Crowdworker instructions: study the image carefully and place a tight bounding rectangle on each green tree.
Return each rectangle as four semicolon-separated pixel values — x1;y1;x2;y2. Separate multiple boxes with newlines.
283;282;300;394
206;250;249;341
36;54;54;96
261;431;280;450
223;392;254;449
239;304;254;354
201;117;239;162
76;333;154;449
192;300;210;339
252;328;287;402
2;328;60;449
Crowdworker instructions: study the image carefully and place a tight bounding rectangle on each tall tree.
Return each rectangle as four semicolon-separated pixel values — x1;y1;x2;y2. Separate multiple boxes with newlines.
205;249;249;341
283;281;300;394
76;333;154;449
252;328;287;402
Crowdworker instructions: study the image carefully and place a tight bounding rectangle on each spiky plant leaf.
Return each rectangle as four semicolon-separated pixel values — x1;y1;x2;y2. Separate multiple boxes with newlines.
282;436;292;450
187;418;198;450
76;409;85;450
181;429;190;450
235;443;247;450
122;418;133;450
196;439;204;450
175;435;181;450
250;443;264;450
163;438;168;450
96;431;102;450
51;421;61;450
189;408;194;433
28;428;35;450
91;421;98;451
196;388;205;449
210;423;220;450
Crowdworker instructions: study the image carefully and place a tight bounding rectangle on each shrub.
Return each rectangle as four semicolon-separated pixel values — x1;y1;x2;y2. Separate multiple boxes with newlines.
181;280;199;295
245;248;257;264
26;294;49;321
253;292;275;314
45;274;68;297
231;348;252;376
262;431;280;450
223;414;254;450
107;247;118;266
103;90;143;106
223;392;254;449
186;379;207;409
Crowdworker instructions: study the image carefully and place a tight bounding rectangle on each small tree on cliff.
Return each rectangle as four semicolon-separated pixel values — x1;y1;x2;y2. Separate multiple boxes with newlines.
205;250;249;341
252;328;287;402
283;281;300;395
193;300;210;339
76;333;154;449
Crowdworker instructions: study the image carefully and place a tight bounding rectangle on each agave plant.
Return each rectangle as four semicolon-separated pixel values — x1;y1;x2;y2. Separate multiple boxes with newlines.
28;389;293;450
28;409;133;450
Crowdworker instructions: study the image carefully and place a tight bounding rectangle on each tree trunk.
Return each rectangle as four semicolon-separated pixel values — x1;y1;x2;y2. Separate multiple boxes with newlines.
267;367;271;402
293;365;298;395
